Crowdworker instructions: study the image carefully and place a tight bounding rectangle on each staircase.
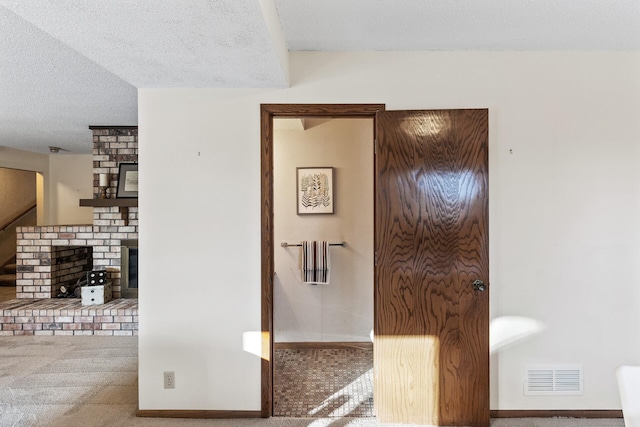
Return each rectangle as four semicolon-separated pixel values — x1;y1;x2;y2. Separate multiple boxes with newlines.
0;257;16;287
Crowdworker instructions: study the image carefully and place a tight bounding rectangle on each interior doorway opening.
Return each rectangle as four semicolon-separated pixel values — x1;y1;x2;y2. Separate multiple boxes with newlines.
272;116;375;417
261;104;385;418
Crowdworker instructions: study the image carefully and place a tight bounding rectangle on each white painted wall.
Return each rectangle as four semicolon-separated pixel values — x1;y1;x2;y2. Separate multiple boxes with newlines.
138;51;640;411
273;118;373;343
0;148;93;226
48;154;93;225
0;146;48;172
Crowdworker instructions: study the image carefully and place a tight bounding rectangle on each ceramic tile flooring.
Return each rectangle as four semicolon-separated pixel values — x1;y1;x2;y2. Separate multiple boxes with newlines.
273;346;374;418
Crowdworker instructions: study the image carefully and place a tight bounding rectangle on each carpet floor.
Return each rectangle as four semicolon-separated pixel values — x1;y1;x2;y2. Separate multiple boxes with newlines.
0;336;625;427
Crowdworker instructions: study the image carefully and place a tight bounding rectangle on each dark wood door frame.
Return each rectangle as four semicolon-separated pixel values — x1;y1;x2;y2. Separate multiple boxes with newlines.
260;104;385;416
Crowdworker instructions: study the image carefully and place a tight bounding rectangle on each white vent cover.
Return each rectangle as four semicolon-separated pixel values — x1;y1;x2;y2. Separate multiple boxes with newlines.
524;365;583;396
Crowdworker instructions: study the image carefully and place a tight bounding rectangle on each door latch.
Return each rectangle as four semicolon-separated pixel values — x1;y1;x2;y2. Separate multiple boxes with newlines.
472;279;486;292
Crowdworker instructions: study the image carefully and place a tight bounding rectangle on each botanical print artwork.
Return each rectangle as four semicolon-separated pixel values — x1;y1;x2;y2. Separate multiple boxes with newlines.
297;167;334;214
300;172;330;208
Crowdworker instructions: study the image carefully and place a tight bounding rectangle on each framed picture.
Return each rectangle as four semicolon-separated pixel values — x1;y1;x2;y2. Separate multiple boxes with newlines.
116;163;139;198
297;167;334;215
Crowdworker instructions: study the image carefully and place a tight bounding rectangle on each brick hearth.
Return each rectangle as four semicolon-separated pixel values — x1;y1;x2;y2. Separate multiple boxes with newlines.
0;298;137;336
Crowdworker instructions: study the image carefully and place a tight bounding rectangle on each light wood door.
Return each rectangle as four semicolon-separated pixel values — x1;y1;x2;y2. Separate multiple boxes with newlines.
374;109;489;426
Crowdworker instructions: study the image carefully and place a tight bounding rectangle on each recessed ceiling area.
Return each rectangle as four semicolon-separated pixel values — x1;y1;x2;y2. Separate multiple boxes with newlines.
1;0;638;154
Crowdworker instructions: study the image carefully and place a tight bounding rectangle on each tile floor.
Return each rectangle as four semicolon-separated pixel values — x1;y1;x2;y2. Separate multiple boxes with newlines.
273;346;374;418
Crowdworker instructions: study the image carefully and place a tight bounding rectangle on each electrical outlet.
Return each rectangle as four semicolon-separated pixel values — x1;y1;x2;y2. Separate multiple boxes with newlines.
164;371;175;389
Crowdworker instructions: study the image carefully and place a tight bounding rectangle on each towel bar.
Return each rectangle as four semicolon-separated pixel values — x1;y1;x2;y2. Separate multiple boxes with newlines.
281;241;346;247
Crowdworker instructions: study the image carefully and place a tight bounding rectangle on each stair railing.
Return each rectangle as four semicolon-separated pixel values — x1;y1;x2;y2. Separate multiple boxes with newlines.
0;203;36;233
0;204;37;268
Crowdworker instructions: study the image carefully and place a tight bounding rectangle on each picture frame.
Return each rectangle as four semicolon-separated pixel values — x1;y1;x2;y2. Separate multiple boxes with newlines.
297;167;334;215
116;163;139;198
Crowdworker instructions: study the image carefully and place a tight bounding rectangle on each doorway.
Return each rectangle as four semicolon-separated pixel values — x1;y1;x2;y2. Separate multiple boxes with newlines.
272;116;375;417
261;104;384;418
261;105;489;426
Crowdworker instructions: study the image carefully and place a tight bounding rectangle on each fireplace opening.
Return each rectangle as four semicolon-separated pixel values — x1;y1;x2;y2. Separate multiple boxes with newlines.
52;246;93;298
121;239;138;298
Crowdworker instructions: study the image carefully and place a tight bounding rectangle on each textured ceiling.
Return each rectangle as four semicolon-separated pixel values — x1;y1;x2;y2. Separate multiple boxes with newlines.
0;0;287;155
0;5;137;155
1;0;639;155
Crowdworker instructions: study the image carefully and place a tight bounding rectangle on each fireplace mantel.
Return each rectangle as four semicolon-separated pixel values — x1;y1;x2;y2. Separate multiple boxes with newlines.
79;199;137;225
79;199;137;207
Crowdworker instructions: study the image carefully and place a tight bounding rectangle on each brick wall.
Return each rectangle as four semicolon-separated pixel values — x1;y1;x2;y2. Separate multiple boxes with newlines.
92;127;138;199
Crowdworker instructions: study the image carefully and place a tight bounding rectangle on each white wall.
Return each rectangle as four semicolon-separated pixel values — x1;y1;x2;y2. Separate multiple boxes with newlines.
0;146;48;172
0;148;93;226
274;118;373;343
48;154;93;225
138;51;640;411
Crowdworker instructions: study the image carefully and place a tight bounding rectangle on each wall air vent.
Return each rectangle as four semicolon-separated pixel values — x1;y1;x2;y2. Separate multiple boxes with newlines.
524;365;583;396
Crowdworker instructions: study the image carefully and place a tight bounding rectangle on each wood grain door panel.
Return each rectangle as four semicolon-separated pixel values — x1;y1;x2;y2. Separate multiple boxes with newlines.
374;109;489;426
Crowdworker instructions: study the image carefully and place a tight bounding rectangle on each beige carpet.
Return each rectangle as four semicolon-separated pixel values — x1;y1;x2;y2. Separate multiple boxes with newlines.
0;336;625;427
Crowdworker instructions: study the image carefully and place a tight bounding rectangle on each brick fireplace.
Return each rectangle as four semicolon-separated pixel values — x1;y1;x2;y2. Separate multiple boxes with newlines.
15;127;138;300
15;222;136;298
0;127;139;336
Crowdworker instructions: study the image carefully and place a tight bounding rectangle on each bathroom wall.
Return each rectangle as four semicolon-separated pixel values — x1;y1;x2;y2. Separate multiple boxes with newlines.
273;118;374;342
